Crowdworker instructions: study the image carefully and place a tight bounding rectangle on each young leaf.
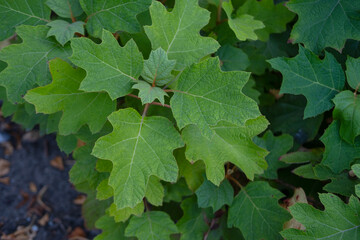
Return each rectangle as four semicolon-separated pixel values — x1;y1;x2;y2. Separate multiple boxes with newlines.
253;131;293;179
268;46;345;118
0;25;72;103
222;0;265;41
0;0;50;41
25;59;116;135
177;196;210;240
182;116;269;184
144;0;220;70
46;0;83;18
141;48;176;86
47;20;84;46
320;121;360;173
92;108;184;209
281;194;360;239
70;30;143;100
333;90;360;144
170;57;261;138
107;202;144;223
228;181;291;240
287;0;360;53
80;0;152;37
236;0;295;41
346;57;360;91
125;211;178;240
132;81;168;105
196;179;233;212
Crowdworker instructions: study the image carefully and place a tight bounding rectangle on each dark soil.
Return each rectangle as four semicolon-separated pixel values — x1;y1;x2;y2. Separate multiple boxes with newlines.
0;127;97;240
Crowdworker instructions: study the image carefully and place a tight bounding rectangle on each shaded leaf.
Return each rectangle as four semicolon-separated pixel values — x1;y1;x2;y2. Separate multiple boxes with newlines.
47;20;84;46
46;0;83;18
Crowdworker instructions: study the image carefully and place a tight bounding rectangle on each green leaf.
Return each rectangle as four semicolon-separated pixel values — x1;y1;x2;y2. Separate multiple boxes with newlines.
92;108;184;209
323;173;360;197
280;150;322;164
46;0;83;18
351;164;360;197
346;57;360;91
125;211;178;240
253;131;293;179
163;178;192;203
177;196;209;240
170;57;261;138
176;148;205;192
80;0;152;37
108;202;144;223
96;179;113;200
320;121;360;173
56;134;77;154
287;0;360;53
25;59;116;135
141;48;176;86
47;20;84;46
333;90;360;143
228;181;291;240
182;116;269;184
281;194;360;240
70;30;143;100
196;179;233;212
0;25;72;103
132;81;168;105
94;215;129;240
145;176;164;206
222;0;265;41
216;44;250;71
0;0;50;41
82;190;111;229
268;46;345;118
236;0;295;41
144;0;220;70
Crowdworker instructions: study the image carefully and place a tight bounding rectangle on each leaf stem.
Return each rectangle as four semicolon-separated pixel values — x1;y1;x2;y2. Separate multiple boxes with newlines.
216;0;223;25
227;175;243;189
142;103;150;117
126;94;171;108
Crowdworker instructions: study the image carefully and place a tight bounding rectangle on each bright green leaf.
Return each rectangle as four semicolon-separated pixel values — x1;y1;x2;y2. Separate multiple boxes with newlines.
0;0;50;41
333;90;360;144
80;0;151;37
46;0;83;18
196;179;233;212
108;202;144;223
281;194;360;240
125;211;178;240
228;181;291;240
182;116;269;184
142;48;176;86
47;20;84;46
70;30;143;100
287;0;360;53
236;0;295;41
0;25;72;103
145;176;164;206
222;0;265;41
171;57;261;138
268;46;345;118
92;108;184;209
25;59;116;135
132;81;168;105
144;0;220;70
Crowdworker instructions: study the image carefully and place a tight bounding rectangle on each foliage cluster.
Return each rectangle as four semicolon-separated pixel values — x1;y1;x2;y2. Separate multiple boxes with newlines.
0;0;360;239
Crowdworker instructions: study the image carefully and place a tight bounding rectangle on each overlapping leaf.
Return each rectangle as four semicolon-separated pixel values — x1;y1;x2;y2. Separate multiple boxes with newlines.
132;81;168;105
80;0;152;37
287;0;360;53
281;194;360;239
333;90;360;143
92;108;184;209
346;57;360;91
0;25;72;103
268;46;345;118
182;116;269;184
46;0;83;18
196;179;233;211
25;59;116;135
171;57;261;137
0;0;50;40
144;0;219;70
47;20;84;46
70;30;143;100
228;181;291;240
